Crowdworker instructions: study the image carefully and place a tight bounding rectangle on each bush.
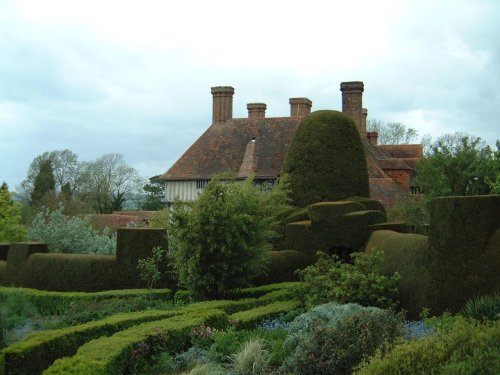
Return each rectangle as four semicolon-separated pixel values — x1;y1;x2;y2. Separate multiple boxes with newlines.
355;317;500;375
256;250;313;285
282;303;402;375
462;292;500;322
294;311;401;375
5;242;48;285
283;110;369;207
0;185;26;242
28;205;116;255
296;251;401;309
169;177;289;299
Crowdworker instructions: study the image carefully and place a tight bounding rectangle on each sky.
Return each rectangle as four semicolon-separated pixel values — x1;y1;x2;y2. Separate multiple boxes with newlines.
1;0;499;192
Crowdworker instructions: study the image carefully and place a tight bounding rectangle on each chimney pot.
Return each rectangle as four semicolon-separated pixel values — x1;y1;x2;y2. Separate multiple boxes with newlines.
247;103;267;119
289;97;312;119
367;131;378;145
211;86;234;124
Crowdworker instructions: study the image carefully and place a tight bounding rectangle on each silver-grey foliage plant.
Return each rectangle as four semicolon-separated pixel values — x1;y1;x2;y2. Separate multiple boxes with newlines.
28;205;116;255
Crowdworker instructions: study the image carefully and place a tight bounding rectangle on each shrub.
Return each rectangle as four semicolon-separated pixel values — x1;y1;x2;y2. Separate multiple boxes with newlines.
28;205;116;255
462;292;500;322
169;177;289;299
355;317;500;375
5;242;48;285
189;362;226;375
0;185;26;242
282;110;369;207
296;251;401;309
256;250;313;285
293;311;401;375
231;338;271;375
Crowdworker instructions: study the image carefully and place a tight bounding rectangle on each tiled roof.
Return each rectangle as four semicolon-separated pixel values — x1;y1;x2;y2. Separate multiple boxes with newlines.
161;117;301;180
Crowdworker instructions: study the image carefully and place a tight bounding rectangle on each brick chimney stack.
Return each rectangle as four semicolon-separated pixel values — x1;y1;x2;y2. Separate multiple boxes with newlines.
247;103;267;119
211;86;235;124
361;108;368;134
289;98;312;119
340;81;364;134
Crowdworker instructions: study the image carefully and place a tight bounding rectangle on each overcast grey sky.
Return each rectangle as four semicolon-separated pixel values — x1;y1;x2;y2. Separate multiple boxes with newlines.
1;0;499;192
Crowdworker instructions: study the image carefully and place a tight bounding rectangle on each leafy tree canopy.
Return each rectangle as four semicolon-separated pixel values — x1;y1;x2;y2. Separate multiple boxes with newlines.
415;133;499;198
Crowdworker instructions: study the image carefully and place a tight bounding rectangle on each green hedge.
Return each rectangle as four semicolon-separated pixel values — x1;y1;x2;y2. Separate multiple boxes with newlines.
363;230;431;319
116;228;169;288
5;243;48;285
0;261;6;286
17;253;119;292
0;244;8;261
282;110;369;207
234;282;302;299
427;195;500;313
369;221;408;233
43;309;228;375
230;299;301;329
0;287;172;316
285;220;317;255
307;201;365;223
256;251;313;285
0;309;181;375
284;207;310;224
346;196;387;215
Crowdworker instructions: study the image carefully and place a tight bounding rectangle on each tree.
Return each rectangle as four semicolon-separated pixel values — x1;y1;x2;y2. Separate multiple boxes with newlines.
0;183;27;242
168;177;289;299
367;119;419;144
77;153;144;213
140;175;165;211
30;159;56;206
415;133;498;198
137;246;165;304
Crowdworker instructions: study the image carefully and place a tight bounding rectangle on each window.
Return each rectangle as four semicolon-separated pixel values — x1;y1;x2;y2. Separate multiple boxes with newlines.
196;180;208;189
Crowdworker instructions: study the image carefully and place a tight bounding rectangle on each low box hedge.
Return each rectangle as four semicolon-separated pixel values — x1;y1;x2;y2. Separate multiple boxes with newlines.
230;299;301;329
0;287;172;316
42;309;228;375
0;309;181;375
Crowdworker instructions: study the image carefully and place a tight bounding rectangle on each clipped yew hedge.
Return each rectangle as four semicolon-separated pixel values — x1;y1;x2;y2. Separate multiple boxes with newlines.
5;243;48;285
283;110;369;207
363;230;431;319
258;251;313;285
18;253;119;292
427;195;500;313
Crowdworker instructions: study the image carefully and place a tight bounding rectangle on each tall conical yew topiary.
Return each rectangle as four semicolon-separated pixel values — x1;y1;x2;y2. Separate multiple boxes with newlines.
283;110;369;207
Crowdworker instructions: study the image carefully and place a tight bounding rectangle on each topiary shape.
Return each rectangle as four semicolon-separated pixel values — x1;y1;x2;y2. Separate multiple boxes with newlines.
282;110;369;207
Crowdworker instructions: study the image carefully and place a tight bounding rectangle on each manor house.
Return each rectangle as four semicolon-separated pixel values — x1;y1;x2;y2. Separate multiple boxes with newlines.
160;81;422;207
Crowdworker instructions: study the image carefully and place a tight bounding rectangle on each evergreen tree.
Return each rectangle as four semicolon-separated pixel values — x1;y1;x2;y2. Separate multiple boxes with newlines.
31;159;56;206
141;175;164;210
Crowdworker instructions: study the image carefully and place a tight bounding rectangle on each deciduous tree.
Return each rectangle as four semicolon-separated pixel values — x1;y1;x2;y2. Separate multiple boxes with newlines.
0;183;27;242
367;119;419;144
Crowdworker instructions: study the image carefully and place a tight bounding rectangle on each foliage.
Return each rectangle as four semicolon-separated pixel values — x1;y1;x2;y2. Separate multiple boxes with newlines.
141;175;165;211
189;362;226;375
190;324;220;349
137;246;165;302
415;132;499;198
0;183;27;242
31;158;56;206
148;208;170;229
367;119;419;144
230;338;272;375
462;292;500;322
296;251;401;309
28;205;116;254
355;317;500;375
169;177;290;299
282;309;402;375
283;110;369;207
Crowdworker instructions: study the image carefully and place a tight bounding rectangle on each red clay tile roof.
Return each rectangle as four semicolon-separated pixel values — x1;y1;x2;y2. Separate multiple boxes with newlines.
161;117;301;180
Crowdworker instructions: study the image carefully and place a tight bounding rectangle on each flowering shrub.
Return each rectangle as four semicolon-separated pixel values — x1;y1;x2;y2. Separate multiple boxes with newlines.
403;320;434;340
28;205;116;254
